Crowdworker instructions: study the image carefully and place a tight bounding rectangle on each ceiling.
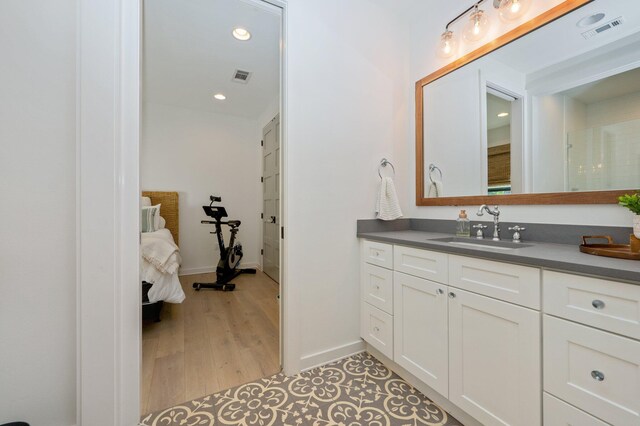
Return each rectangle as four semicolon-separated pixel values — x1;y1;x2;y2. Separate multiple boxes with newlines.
487;94;511;130
560;66;640;104
143;0;280;119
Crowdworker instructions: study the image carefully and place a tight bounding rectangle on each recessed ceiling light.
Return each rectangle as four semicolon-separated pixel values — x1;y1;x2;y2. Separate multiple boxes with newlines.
232;27;251;41
497;112;509;117
214;93;226;100
577;13;606;28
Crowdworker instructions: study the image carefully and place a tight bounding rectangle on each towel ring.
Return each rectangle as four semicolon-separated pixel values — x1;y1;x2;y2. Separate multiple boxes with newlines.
378;158;396;179
428;164;442;183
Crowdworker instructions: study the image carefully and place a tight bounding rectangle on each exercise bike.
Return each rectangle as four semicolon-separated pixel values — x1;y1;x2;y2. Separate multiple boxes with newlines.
193;197;256;291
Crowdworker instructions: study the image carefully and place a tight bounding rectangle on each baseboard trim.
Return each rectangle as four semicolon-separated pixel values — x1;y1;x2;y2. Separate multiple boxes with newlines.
179;266;215;276
179;263;261;277
300;340;366;371
365;344;483;426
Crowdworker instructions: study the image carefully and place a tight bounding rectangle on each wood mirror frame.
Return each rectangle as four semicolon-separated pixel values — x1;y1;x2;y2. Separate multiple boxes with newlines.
416;0;634;206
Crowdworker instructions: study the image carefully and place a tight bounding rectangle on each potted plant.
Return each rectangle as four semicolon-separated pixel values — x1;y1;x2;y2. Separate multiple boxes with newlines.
618;193;640;239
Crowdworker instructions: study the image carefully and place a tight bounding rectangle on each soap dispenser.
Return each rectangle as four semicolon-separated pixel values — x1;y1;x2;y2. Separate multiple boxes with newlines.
456;209;470;237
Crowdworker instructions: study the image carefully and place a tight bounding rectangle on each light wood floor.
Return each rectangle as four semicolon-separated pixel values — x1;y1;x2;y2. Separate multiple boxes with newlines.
141;270;280;415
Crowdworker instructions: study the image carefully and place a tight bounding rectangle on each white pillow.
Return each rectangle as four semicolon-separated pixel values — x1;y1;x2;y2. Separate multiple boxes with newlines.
141;196;152;207
158;216;166;229
141;204;160;233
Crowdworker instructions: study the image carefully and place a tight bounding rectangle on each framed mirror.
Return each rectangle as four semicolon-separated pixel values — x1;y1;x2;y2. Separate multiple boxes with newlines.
416;0;640;206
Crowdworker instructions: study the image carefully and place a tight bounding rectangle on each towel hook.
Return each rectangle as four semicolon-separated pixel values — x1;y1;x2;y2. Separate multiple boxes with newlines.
428;164;442;183
378;158;396;179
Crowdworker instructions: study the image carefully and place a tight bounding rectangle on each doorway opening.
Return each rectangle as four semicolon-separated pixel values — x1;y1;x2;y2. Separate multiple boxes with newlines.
139;0;283;415
485;85;523;195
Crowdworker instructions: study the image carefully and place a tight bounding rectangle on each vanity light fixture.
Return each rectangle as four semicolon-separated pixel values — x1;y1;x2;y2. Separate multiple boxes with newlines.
497;112;509;117
438;0;486;57
438;30;458;58
438;0;535;57
463;6;491;42
214;93;226;100
493;0;532;22
232;27;251;41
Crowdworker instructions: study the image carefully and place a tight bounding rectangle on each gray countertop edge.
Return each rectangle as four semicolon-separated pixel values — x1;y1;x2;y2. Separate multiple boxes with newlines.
357;231;640;284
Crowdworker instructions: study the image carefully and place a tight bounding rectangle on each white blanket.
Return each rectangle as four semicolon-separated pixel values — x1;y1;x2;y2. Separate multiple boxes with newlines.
141;229;185;304
141;228;181;275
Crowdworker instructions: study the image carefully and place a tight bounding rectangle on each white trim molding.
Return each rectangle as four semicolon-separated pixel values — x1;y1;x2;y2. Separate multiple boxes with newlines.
77;0;141;424
300;340;366;372
77;0;289;423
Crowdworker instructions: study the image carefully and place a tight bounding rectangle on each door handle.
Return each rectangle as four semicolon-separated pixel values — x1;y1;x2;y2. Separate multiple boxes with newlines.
270;216;276;223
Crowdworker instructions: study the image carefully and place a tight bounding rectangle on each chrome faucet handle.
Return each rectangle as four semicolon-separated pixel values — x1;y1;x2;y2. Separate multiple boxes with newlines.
508;225;526;243
472;224;488;239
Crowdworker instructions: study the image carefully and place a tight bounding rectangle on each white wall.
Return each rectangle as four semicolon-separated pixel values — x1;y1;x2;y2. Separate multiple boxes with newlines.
402;0;632;226
488;125;510;148
0;1;77;425
286;0;410;368
141;102;262;274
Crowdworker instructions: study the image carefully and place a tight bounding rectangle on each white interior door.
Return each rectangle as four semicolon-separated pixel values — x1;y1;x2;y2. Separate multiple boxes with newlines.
262;114;280;282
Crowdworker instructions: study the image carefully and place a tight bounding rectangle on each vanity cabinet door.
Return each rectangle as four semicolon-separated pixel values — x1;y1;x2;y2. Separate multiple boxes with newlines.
449;288;541;426
393;272;448;397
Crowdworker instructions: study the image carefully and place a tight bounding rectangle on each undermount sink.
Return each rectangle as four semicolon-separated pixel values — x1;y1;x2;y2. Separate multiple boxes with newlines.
429;237;532;250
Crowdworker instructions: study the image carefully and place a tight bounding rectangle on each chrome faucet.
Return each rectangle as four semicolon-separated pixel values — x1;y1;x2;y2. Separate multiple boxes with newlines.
477;205;501;241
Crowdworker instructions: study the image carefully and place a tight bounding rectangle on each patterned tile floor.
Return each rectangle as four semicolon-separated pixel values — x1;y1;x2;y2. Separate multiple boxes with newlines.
140;352;462;426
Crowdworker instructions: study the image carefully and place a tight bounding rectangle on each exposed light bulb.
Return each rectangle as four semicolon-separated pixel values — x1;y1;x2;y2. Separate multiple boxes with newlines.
498;0;531;21
463;9;491;42
437;30;457;58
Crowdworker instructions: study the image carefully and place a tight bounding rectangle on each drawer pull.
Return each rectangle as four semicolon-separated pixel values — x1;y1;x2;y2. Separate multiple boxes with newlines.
374;285;380;290
591;370;605;382
436;288;444;295
373;326;380;333
591;299;605;310
448;292;456;299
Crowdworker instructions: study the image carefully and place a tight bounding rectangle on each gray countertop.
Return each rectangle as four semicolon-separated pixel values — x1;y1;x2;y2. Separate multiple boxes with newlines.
357;230;640;283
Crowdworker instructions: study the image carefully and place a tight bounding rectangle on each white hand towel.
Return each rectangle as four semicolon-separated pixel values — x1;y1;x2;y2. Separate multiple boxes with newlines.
427;179;443;198
376;177;403;221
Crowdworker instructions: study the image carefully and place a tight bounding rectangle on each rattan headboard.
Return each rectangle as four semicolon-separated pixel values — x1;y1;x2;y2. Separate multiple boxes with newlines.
142;191;179;246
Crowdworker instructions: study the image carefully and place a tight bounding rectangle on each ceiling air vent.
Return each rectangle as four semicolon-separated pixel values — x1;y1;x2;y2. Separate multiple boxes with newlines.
232;69;252;84
582;16;624;39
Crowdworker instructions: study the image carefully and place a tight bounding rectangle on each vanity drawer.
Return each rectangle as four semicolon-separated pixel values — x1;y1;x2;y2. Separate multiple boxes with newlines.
362;240;393;269
361;263;393;315
543;393;609;426
449;255;540;309
543;271;640;340
393;245;448;284
543;315;640;426
361;302;393;359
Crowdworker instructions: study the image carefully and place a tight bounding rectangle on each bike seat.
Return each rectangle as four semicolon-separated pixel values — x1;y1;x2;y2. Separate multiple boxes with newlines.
227;220;241;227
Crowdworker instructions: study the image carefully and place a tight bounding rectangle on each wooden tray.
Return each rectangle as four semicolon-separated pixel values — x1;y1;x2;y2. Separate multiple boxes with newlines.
580;236;640;260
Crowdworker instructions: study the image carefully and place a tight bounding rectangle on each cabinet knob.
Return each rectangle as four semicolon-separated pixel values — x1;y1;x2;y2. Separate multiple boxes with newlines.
436;288;444;295
591;370;605;381
373;326;380;333
592;300;605;310
448;292;456;299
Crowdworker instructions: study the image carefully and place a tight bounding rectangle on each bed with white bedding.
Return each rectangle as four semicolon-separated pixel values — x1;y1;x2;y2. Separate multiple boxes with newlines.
141;228;185;303
141;191;185;317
